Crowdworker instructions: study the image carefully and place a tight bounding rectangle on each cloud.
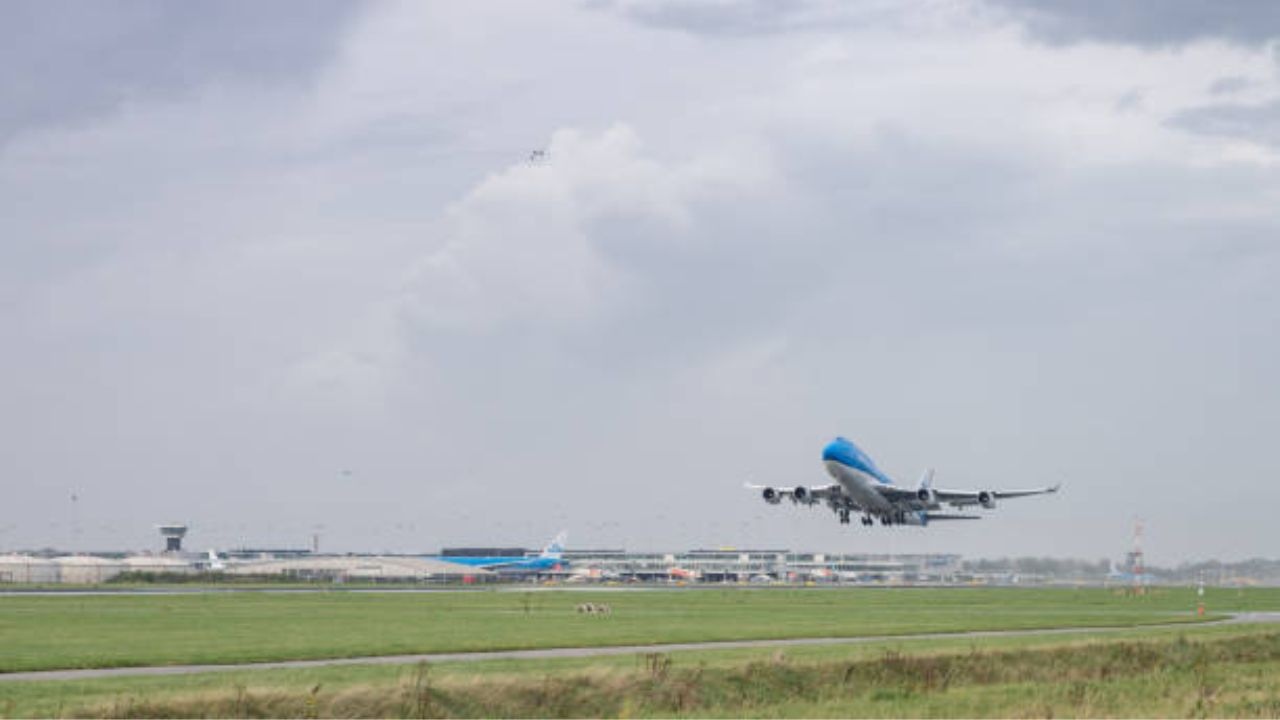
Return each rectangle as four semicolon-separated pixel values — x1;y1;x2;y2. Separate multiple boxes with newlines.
600;0;1280;48
4;1;1280;560
396;124;776;334
986;0;1280;48
1170;99;1280;148
1209;76;1259;96
594;0;904;36
0;0;362;144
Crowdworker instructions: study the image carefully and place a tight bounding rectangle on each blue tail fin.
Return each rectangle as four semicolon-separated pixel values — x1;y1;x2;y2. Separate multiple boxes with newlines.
541;531;567;559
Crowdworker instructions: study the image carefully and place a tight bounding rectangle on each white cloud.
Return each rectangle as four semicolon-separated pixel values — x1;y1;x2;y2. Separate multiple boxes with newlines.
396;124;776;332
3;0;1280;560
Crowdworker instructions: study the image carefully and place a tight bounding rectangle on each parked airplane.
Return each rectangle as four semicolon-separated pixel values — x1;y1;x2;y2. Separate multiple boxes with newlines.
668;566;700;581
749;436;1059;527
431;532;568;573
205;550;226;571
564;566;620;583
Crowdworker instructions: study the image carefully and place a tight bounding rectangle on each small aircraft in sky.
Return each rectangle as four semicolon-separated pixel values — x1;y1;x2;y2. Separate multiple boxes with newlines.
749;436;1059;527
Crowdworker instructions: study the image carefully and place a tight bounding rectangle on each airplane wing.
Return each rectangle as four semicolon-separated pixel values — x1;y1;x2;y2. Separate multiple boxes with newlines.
747;480;867;526
874;485;924;502
934;483;1062;508
800;483;843;502
745;482;840;501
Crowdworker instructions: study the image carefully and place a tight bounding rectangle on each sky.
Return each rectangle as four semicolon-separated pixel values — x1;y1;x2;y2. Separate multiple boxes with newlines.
2;0;1278;564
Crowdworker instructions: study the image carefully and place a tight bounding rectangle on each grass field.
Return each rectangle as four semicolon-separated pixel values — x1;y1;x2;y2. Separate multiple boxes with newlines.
2;586;1278;717
0;586;1264;673
3;624;1280;717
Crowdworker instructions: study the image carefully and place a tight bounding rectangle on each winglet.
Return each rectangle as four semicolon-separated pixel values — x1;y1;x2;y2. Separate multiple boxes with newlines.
918;468;935;490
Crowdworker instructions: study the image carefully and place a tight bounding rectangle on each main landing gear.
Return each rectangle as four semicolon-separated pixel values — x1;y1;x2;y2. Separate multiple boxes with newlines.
843;511;906;527
875;511;908;526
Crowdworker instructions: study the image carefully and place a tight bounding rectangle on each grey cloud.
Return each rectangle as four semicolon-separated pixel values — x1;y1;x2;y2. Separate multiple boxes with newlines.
0;0;364;143
1209;76;1257;96
986;0;1280;47
599;0;1280;47
1170;98;1280;147
593;0;899;36
5;2;1280;560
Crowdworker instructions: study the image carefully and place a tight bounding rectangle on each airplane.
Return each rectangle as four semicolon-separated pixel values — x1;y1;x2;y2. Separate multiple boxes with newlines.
749;436;1060;527
205;550;226;571
668;566;700;581
431;532;568;574
564;566;621;583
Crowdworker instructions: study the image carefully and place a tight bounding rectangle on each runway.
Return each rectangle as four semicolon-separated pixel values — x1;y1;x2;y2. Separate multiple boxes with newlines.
4;613;1278;683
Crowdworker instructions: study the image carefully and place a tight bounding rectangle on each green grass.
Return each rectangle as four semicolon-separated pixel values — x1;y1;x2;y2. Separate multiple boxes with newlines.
0;586;1261;674
3;624;1279;718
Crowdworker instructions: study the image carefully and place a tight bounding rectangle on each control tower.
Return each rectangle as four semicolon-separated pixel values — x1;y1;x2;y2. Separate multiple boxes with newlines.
158;524;188;553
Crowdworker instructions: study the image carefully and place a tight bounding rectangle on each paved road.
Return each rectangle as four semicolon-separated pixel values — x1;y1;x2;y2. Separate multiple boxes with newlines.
4;613;1278;683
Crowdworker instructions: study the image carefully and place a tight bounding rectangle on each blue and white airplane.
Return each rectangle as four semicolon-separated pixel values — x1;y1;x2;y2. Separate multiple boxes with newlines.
750;437;1059;527
431;532;568;573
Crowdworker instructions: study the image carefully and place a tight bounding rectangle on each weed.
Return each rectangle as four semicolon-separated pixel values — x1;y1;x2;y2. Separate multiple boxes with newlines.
642;652;671;680
402;661;435;719
305;684;321;719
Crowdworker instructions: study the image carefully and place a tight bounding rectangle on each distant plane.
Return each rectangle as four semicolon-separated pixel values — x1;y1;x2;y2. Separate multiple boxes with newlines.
195;550;230;571
668;566;699;582
564;566;620;583
206;550;226;571
749;436;1059;527
432;532;568;573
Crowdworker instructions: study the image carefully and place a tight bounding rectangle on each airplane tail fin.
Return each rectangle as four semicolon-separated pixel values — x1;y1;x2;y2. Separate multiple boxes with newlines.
541;531;567;560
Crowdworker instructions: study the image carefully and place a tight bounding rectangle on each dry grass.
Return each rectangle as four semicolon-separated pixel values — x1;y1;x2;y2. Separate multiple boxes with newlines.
66;631;1280;718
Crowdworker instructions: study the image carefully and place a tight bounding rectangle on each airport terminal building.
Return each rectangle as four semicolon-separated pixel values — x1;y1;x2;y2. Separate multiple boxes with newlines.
0;547;961;585
557;549;962;583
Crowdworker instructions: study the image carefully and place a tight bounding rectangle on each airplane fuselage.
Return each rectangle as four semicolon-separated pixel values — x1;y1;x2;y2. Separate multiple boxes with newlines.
822;438;896;513
433;556;562;573
824;460;895;512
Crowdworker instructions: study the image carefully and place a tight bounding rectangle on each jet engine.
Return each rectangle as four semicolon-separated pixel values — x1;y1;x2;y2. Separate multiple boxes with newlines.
793;486;809;503
978;491;996;509
916;487;937;504
762;487;781;505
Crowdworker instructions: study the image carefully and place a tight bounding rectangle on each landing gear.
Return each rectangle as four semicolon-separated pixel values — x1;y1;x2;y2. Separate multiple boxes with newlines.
838;509;851;525
860;515;873;526
879;515;891;526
